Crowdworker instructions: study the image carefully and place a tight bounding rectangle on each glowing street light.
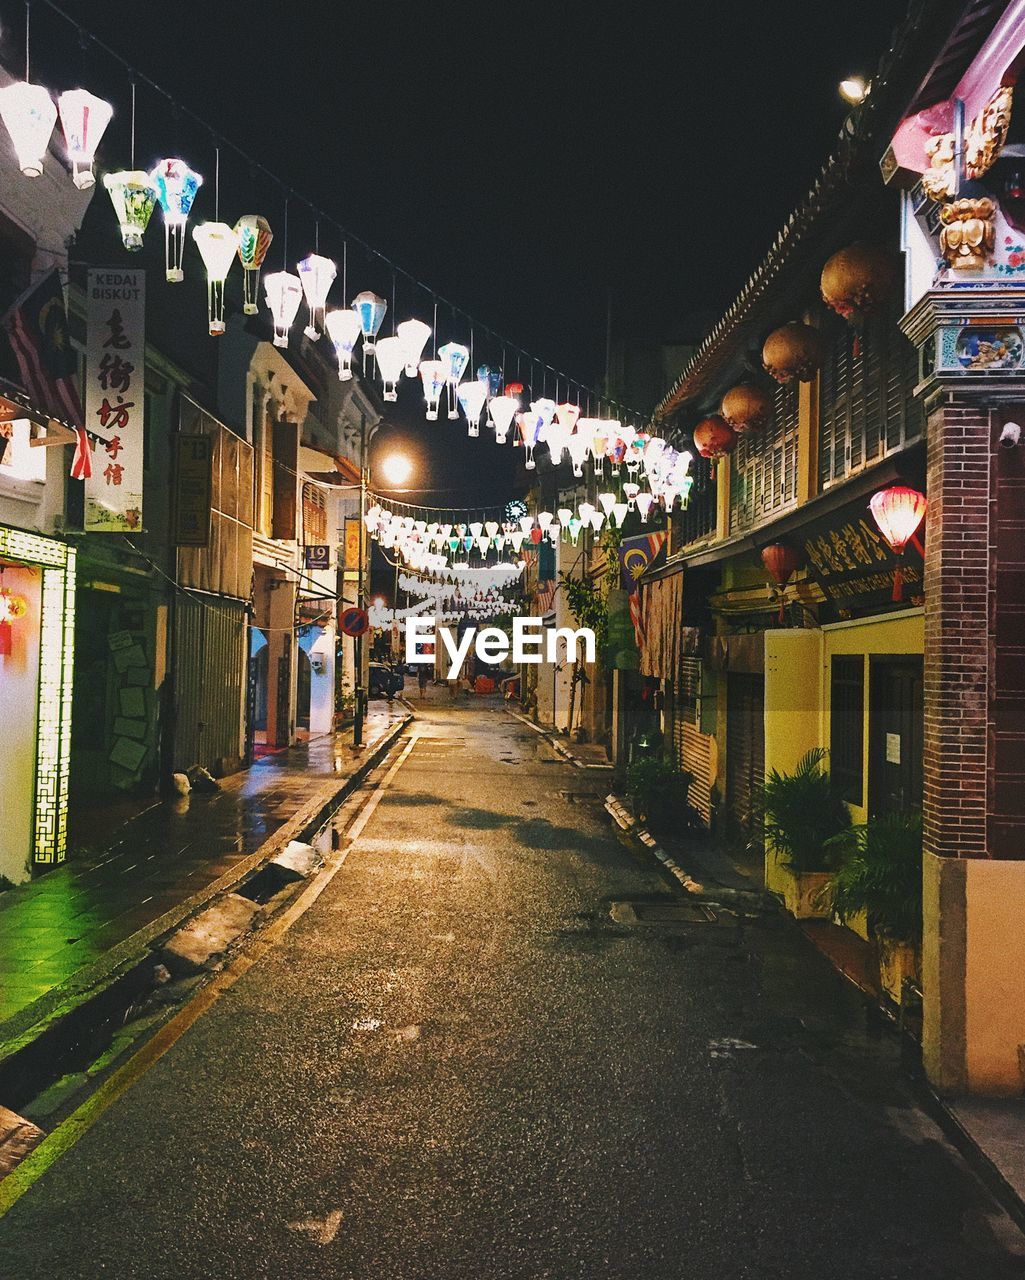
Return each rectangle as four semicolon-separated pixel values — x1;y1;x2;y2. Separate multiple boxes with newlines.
379;452;413;487
839;76;867;105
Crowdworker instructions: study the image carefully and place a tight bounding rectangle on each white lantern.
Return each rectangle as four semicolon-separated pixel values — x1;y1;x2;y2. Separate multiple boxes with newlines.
263;271;303;348
579;418;609;476
566;432;591;477
235;214;273;315
420;359;446;420
0;82;57;178
193;222;238;335
374;335;407;401
612;502;629;528
438;342;469;420
597;491;617;516
589;510;606;532
623;482;640;509
57;89;113;190
149;158;203;282
457;381;487;437
485;520;499;538
544;418;571;464
636;492;654;523
557;507;572;526
325;309;362;380
537;511;553;531
397;319;431;376
297;254;336;340
488;395;518;445
578;502;596;525
518;515;534;536
104;170;156;251
352;291;387;352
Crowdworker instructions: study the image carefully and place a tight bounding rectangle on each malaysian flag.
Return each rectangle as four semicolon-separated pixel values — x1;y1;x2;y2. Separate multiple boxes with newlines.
619;530;668;648
2;270;84;431
536;579;557;618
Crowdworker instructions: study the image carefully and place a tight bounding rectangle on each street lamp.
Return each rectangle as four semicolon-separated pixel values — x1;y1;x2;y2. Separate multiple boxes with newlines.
839;76;867;105
380;452;413;487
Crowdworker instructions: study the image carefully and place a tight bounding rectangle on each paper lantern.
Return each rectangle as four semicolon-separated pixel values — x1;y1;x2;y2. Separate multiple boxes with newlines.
104;170;157;251
438;343;469;419
623;481;640;509
263;271;303;348
0;82;56;177
721;382;774;433
235;215;273;314
325;309;361;380
149;158;202;282
566;431;591;477
488;394;519;444
518;408;544;469
568;516;583;545
692;415;737;476
297;253;336;340
820;242;897;343
374;335;407;400
477;364;502;398
590;510;606;532
612;502;629;528
869;485;927;602
635;492;654;523
457;381;488;436
578;419;609;476
57;89;113;190
555;402;580;434
193;222;238;335
762;322;824;383
597;492;616;517
420;359;446;420
544;418;572;464
352;291;387;352
397;318;431;376
761;543;802;622
0;585;28;656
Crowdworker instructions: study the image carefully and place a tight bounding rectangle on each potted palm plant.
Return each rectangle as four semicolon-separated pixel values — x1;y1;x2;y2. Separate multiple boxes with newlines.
826;811;923;1003
626;756;695;832
761;748;851;917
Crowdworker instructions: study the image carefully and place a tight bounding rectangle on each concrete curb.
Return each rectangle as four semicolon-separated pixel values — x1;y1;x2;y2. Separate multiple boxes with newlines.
504;708;613;770
0;713;413;1077
604;794;774;912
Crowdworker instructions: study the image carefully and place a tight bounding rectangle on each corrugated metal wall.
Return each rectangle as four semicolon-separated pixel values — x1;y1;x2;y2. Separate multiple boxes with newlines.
173;596;247;772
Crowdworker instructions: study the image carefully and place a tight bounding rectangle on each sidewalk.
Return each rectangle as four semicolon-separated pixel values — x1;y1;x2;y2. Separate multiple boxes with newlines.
0;701;410;1047
504;707;613;769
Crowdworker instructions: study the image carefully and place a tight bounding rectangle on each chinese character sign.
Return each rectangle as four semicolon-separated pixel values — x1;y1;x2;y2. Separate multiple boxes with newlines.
85;269;145;531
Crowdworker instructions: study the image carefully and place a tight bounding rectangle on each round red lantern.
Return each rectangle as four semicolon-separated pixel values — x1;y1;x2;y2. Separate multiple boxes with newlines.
869;485;927;602
692;414;737;478
760;543;802;623
821;242;898;354
721;382;774;433
762;322;824;383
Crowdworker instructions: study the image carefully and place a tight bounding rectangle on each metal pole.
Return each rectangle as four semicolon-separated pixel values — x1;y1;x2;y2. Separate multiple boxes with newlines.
353;417;368;748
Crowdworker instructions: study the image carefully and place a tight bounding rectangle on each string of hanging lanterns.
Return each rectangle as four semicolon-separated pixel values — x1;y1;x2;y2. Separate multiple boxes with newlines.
4;0;650;453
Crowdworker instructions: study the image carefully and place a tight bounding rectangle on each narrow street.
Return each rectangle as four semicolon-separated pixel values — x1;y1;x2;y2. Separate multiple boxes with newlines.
0;693;1021;1279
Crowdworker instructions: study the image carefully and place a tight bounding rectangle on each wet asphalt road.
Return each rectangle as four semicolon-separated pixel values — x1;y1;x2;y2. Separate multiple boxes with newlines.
2;696;1024;1279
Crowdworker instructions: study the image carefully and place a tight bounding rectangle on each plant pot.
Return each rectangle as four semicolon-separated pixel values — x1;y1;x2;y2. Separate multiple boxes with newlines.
877;937;919;1004
778;866;833;919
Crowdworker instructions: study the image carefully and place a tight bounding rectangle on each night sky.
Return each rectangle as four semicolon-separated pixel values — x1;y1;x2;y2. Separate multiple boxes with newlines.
13;0;903;507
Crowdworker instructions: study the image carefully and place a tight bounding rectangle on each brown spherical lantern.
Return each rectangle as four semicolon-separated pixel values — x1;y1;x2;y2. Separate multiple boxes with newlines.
820;242;898;326
692;414;737;478
762;322;824;383
761;542;803;623
721;382;774;433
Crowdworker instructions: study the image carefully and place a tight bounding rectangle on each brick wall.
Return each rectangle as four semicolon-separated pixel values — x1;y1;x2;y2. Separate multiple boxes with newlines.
925;396;1025;861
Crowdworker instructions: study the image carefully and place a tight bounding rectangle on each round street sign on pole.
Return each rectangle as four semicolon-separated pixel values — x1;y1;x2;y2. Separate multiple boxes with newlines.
339;606;370;637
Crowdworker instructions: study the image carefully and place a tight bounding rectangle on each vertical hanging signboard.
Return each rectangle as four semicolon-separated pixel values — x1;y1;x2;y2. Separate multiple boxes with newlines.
85;268;145;531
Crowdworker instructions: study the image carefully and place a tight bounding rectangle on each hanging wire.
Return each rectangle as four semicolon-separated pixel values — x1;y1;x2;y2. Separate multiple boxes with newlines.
24;0;30;79
342;239;347;303
214;145;220;221
432;300;438;359
129;79;136;169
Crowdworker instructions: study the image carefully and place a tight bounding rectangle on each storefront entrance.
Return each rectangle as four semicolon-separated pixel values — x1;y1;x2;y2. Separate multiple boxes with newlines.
868;656;923;817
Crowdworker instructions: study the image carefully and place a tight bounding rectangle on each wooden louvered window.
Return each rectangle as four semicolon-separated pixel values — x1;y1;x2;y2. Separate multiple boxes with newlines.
728;380;799;535
302;482;328;546
671;455;716;551
818;306;922;490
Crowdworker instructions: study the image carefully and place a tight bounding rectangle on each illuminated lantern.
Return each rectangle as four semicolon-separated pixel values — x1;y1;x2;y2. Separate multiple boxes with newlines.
504;381;524;402
518;408;544;468
578;501;596;525
149;158;203;282
636;492;654;523
555;402;580;435
606;428;628;475
235;215;273;315
625;432;647;474
612;502;629;528
544;418;571;464
568;516;583;545
623;481;640;509
820;242;897;352
325;309;361;380
762;322;823;383
597;492;616;517
263;271;303;348
590;510;606;532
397;319;431;376
557;507;572;528
297;253;336;340
352;291;387;352
721;382;773;433
477;364;502;398
57;89;113;190
761;542;802;623
193;222;238;335
438;342;469;419
485;520;500;538
374;335;406;400
469;521;484;539
457;380;488;436
537;511;553;532
530;526;543;545
0;82;56;177
488;394;519;444
692;414;737;477
531;398;557;442
104;170;156;251
420;359;446;419
566;431;591;476
578;419;609;475
869;485;927;602
0;582;27;656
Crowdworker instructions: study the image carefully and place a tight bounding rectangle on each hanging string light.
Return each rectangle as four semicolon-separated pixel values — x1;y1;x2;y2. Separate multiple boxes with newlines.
150;157;203;282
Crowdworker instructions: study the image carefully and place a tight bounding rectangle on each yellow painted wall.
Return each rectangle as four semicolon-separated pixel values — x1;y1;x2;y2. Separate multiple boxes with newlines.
820;609;924;823
965;859;1025;1094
